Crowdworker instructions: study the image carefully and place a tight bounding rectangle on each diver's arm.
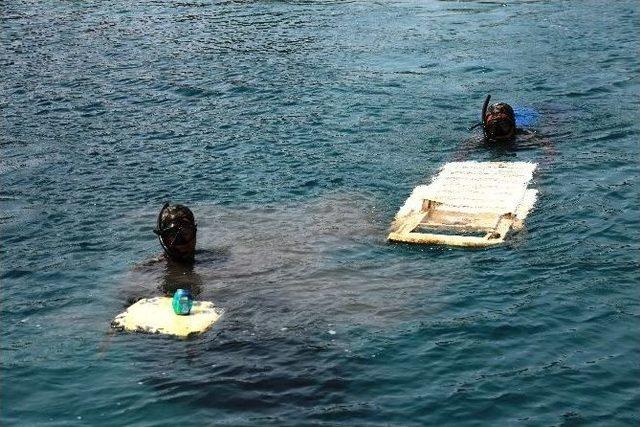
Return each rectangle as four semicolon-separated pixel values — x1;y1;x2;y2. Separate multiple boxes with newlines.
452;136;483;161
517;128;557;170
516;128;535;137
119;257;167;307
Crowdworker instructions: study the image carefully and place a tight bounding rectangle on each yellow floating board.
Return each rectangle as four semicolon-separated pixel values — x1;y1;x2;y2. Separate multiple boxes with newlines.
388;161;538;247
112;297;222;337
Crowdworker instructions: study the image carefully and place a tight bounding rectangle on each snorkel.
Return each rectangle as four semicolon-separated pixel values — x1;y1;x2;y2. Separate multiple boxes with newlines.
153;202;197;263
481;94;491;139
469;94;491;132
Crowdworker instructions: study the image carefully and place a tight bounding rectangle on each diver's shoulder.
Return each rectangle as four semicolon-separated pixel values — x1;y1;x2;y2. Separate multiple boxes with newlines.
132;254;166;271
516;128;538;143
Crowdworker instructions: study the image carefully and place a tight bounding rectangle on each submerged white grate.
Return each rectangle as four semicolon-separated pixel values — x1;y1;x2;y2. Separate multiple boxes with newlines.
396;161;538;219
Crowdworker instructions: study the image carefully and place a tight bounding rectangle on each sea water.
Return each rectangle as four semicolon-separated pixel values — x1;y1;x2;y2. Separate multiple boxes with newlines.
1;0;639;425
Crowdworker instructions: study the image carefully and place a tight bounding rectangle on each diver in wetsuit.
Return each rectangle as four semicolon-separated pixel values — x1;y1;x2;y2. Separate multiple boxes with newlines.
122;203;204;305
453;94;555;165
150;202;202;296
471;94;532;143
153;202;197;263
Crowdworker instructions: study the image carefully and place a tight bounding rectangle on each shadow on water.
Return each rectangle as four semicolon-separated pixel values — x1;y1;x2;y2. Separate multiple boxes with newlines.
117;192;456;329
99;192;464;423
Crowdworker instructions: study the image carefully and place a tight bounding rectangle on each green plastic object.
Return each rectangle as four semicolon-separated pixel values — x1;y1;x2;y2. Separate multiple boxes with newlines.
172;289;193;315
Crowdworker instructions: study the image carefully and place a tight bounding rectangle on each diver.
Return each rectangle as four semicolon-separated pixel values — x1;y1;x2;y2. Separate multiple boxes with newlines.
153;202;198;264
470;94;534;144
452;94;556;164
122;202;205;305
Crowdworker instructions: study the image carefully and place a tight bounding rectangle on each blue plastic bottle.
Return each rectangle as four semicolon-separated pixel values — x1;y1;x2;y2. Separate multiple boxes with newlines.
172;289;193;315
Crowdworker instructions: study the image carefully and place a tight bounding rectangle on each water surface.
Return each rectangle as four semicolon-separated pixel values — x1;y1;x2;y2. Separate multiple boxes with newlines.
1;0;639;425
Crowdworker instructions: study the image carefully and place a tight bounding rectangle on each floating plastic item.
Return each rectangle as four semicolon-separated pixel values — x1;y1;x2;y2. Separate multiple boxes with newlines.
112;297;222;337
388;161;538;247
172;289;193;315
513;106;539;128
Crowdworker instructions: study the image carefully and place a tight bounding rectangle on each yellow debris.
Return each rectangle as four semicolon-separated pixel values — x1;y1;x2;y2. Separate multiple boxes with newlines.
112;297;222;337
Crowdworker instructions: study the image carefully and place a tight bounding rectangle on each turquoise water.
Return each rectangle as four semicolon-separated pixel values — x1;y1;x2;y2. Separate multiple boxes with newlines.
2;0;639;425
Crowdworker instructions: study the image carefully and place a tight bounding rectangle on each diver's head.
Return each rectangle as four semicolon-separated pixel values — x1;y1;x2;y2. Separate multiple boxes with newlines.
153;203;197;263
483;101;516;142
